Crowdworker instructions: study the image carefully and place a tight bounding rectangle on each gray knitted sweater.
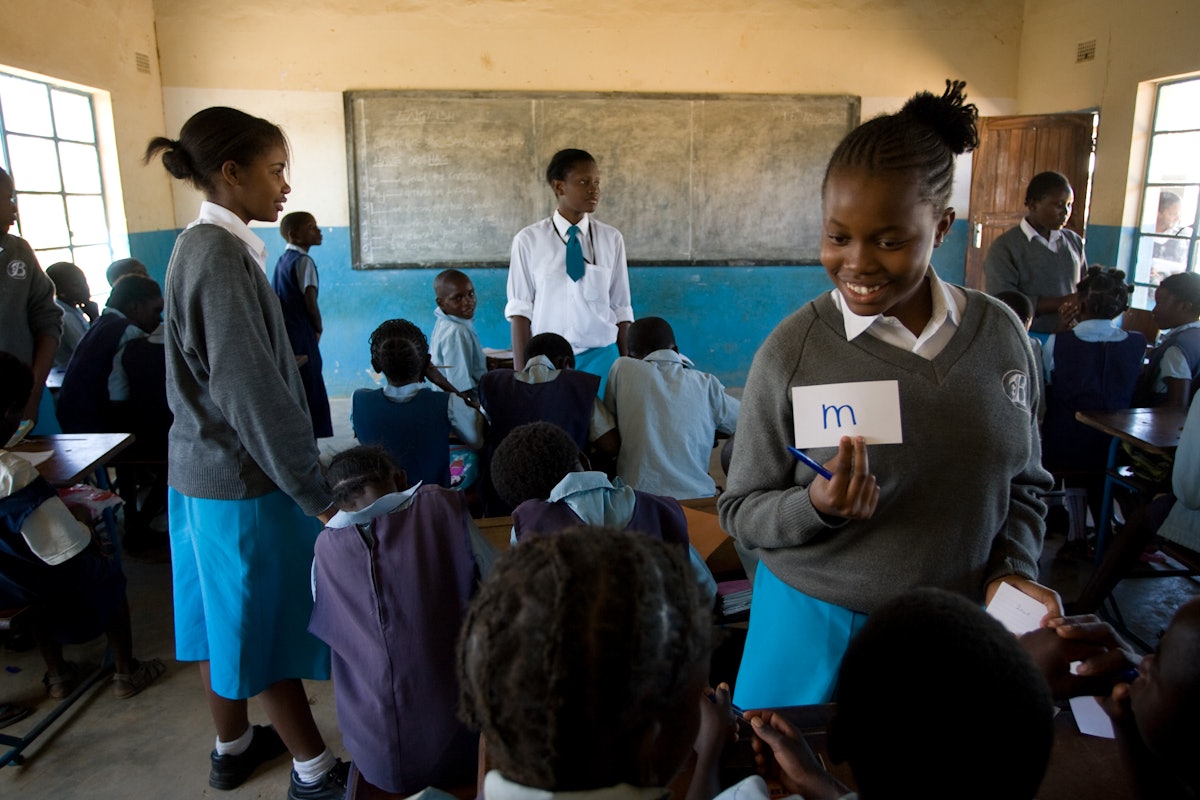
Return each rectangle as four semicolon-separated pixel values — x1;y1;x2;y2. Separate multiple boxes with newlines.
164;224;331;514
718;290;1050;614
983;225;1085;333
0;234;62;362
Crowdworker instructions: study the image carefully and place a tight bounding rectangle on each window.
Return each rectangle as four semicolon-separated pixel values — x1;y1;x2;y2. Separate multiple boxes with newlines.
1130;76;1200;309
0;70;115;288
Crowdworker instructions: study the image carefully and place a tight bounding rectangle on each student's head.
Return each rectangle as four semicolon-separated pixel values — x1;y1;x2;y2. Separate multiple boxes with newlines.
524;332;575;370
326;444;408;512
0;351;33;444
144;106;290;224
369;318;429;386
1023;171;1074;235
820;80;975;328
280;211;322;249
105;258;149;287
1157;191;1182;232
490;421;581;507
546;148;599;220
626;317;676;359
1075;266;1131;321
995;290;1034;330
107;274;163;333
434;269;477;320
45;262;91;306
829;588;1053;800
1153;272;1200;330
0;166;16;238
458;528;713;791
1129;597;1200;772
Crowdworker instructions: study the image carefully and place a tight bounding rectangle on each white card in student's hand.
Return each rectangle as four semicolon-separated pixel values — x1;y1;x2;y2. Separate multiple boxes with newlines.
791;380;903;449
985;581;1043;635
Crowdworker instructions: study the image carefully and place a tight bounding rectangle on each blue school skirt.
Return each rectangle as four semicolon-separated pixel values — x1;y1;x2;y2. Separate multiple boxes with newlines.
733;561;868;709
573;343;620;396
169;488;330;699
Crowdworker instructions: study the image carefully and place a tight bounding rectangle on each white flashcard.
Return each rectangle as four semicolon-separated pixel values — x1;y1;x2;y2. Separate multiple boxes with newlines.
985;581;1043;635
791;380;903;449
1070;696;1116;739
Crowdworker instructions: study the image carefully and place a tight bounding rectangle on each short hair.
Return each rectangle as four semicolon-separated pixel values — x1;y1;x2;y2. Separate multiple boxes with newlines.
458;528;713;790
279;211;313;242
45;261;84;286
1159;190;1182;212
1024;171;1072;205
368;318;428;384
490;422;580;508
524;332;574;368
832;588;1053;800
546;148;596;185
824;79;977;209
0;351;33;414
434;269;471;295
1077;266;1131;320
145;106;288;193
106;274;161;314
106;258;148;287
1159;271;1200;309
995;291;1034;327
326;445;398;508
626;317;675;358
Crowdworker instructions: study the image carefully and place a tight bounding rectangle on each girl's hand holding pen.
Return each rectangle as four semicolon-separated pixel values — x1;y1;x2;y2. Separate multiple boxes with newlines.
807;436;879;520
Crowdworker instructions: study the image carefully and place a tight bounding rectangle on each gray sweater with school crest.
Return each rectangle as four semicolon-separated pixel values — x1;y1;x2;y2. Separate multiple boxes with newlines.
718;290;1051;614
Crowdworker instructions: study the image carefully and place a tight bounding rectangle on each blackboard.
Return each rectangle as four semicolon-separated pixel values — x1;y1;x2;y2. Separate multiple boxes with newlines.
345;91;859;269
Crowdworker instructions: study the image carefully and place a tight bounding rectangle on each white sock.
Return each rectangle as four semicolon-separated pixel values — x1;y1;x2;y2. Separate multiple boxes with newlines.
214;724;254;756
293;748;335;784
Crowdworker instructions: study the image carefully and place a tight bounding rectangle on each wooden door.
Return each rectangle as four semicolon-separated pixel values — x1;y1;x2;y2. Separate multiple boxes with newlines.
964;114;1096;289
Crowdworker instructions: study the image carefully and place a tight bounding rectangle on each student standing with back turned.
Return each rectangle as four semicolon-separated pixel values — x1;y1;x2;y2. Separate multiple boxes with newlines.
719;81;1059;710
506;148;633;395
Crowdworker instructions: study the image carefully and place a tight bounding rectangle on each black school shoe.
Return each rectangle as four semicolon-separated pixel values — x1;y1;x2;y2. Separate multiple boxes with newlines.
209;724;288;790
287;758;350;800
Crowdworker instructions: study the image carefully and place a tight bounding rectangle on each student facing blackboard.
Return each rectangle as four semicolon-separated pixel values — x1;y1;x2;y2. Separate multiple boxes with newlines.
504;148;632;395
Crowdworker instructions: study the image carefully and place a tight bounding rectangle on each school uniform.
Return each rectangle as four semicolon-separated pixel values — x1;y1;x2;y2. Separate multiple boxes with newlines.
430;307;487;395
604;349;739;500
56;308;146;433
271;243;333;438
0;233;63;433
53;298;89;369
1158;394;1200;551
506;210;633;392
984;219;1086;334
1136;321;1200;405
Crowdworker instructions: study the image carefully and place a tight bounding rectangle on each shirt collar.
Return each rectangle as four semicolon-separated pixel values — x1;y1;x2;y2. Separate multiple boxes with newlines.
553;209;591;239
641;349;695;368
831;267;959;341
285;243;307;254
382;383;422;401
101;307;128;319
435;306;473;328
548;470;619;502
189;200;268;270
1019;217;1064;249
516;354;561;384
325;483;423;528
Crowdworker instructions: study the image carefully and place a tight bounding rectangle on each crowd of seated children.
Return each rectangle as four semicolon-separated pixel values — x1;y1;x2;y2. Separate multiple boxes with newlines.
0;351;164;701
1136;271;1200;407
430;269;487;400
352;318;484;490
45;261;98;371
604;316;740;500
458;529;724;800
478;332;619;514
310;445;491;797
489;421;716;596
715;588;1054;800
272;211;333;439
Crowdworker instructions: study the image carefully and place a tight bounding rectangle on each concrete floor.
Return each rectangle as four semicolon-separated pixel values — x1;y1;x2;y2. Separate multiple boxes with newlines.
2;398;1196;797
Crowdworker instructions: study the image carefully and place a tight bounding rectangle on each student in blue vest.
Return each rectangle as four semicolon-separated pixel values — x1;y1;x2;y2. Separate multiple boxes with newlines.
1137;271;1200;408
271;211;332;438
352;318;484;489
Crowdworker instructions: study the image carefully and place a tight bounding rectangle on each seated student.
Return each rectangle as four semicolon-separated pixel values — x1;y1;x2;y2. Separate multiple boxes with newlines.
1136;271;1200;408
430;268;487;398
0;351;164;699
56;274;163;434
478;332;619;514
309;445;488;797
996;290;1046;424
352;319;484;489
731;588;1054;800
490;421;715;597
458;528;726;800
105;257;149;287
45;262;99;371
604;316;740;499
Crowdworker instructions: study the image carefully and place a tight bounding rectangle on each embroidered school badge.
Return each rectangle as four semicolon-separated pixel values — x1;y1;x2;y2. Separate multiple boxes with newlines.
1002;369;1030;411
7;260;27;279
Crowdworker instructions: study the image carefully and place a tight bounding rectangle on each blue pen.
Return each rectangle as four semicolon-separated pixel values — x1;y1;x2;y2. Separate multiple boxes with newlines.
1120;667;1140;683
788;446;834;480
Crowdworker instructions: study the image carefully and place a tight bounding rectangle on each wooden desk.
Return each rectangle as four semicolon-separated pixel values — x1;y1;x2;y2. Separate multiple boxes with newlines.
12;433;136;486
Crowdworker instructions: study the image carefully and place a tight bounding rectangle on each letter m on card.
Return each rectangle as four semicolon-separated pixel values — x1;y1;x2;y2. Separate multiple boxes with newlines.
791;380;904;448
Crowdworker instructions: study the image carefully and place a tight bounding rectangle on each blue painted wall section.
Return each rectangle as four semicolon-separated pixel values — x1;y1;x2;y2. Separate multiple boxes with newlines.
128;218;1045;396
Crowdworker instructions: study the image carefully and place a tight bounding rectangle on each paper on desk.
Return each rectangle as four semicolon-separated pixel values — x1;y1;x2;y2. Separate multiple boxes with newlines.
1070;696;1116;738
10;449;53;467
985;581;1043;635
791;380;903;449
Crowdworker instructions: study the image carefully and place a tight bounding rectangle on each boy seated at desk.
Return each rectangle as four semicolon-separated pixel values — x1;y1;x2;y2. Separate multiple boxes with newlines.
604;316;739;500
45;261;99;371
478;332;619;514
430;269;487;400
0;351;164;700
490;421;715;597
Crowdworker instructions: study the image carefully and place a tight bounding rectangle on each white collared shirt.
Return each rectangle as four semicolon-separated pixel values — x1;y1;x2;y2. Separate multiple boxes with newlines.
830;268;966;360
1020;217;1066;253
188;201;268;271
284;243;319;290
1157;319;1200;389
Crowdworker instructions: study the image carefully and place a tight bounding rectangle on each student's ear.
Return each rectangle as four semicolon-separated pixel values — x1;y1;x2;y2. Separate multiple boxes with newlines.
550;178;565;199
392;469;409;492
219;159;241;187
934;207;955;249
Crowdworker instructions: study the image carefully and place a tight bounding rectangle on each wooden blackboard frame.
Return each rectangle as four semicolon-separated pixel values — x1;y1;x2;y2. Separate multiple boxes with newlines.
345;90;859;269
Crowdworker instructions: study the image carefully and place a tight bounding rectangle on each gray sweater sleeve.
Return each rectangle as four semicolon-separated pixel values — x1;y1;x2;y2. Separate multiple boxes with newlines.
983;227;1024;297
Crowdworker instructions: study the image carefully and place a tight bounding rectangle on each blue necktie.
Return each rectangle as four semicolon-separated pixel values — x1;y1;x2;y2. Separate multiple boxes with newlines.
566;224;585;282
